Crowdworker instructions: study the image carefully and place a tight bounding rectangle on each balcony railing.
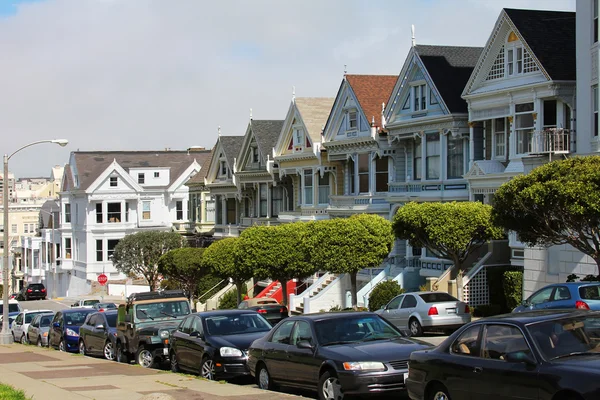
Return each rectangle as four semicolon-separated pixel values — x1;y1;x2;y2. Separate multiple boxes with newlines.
521;128;571;155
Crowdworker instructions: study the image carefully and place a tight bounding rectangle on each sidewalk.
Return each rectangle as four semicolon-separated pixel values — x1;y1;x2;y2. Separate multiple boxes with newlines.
0;344;302;400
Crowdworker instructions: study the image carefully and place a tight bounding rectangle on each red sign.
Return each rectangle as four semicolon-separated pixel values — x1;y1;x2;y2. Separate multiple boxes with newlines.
98;274;108;286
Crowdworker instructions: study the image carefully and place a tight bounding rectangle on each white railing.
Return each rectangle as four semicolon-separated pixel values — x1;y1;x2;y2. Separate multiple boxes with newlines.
288;272;335;312
527;128;571;154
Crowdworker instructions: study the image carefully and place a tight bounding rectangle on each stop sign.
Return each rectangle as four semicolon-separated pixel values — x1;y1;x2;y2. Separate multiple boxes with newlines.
98;274;108;286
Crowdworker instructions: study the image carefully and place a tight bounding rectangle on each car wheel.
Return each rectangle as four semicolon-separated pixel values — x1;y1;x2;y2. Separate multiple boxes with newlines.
37;338;42;347
116;343;129;364
170;350;180;373
319;370;343;400
59;339;66;352
256;363;276;391
136;346;155;368
79;340;87;355
20;334;27;345
428;383;452;400
103;341;115;361
409;318;423;337
200;357;215;380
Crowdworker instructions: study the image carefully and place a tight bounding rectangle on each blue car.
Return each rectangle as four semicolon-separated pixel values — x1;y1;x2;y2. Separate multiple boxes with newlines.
513;282;600;312
49;308;96;352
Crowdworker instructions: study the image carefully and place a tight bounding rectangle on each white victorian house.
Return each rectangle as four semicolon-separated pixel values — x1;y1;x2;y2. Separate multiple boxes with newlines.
58;150;210;296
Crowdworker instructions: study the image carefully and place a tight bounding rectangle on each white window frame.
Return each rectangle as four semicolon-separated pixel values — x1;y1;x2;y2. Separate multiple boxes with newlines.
219;160;227;177
109;177;118;187
425;132;440;180
594;85;599;137
594;0;599;43
492;118;507;159
414;138;422;180
138;173;145;184
292;125;304;152
412;83;427;112
515;103;535;154
251;146;259;164
142;201;151;220
302;169;314;206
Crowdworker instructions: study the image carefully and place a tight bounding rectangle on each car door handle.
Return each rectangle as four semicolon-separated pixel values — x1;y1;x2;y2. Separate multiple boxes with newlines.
473;367;483;374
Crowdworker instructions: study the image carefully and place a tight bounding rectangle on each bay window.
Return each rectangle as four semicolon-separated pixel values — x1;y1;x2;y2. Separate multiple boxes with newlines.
272;186;283;216
303;170;313;205
447;135;464;179
318;173;330;204
425;133;440;180
96;240;103;262
64;238;72;259
96;203;103;223
414;138;422;180
515;102;535;154
64;203;71;223
493;118;506;158
358;154;369;193
107;202;121;223
107;239;119;260
259;184;268;217
594;85;599;137
375;156;389;192
348;158;356;194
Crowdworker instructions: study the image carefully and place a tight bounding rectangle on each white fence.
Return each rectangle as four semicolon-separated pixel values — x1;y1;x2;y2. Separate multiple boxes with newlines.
107;283;150;298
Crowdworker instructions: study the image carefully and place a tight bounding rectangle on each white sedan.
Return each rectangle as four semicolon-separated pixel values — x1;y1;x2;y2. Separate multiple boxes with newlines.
11;309;53;344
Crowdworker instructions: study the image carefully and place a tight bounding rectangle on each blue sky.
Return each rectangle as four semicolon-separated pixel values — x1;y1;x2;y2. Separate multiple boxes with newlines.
0;0;576;177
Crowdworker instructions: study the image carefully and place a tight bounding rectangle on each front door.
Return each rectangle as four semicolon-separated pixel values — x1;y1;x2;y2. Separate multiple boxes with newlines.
444;324;483;400
49;312;62;347
174;316;194;370
381;295;404;328
13;313;24;340
287;320;319;387
262;320;295;383
398;294;418;330
187;316;207;373
524;287;555;310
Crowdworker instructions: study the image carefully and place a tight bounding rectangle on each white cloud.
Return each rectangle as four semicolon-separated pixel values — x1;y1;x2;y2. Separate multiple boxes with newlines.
0;0;575;176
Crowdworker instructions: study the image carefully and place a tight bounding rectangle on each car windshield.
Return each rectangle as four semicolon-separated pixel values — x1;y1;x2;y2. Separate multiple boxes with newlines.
135;300;190;321
528;315;600;360
205;313;272;335
419;293;458;303
83;300;100;306
64;311;93;326
105;313;118;328
0;304;20;313
315;315;403;345
39;315;53;327
579;285;600;300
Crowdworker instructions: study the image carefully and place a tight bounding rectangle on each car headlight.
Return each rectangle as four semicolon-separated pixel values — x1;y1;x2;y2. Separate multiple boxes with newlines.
220;347;243;357
342;361;386;371
65;328;79;337
159;330;170;339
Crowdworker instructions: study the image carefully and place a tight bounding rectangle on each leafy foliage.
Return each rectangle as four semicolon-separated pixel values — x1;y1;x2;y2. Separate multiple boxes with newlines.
112;231;185;290
486;266;523;314
393;201;504;277
237;223;316;305
158;247;210;302
566;273;600;282
203;237;252;306
493;156;600;272
368;280;404;312
218;288;239;310
502;270;523;311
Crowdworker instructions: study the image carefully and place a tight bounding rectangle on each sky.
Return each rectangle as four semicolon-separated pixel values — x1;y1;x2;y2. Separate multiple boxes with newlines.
0;0;575;178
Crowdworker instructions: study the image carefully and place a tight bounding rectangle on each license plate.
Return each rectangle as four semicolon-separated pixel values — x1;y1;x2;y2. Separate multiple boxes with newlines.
163;348;169;355
403;372;408;382
447;308;456;314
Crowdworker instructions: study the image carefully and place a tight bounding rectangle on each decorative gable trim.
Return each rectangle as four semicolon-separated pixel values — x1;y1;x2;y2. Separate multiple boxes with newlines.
322;79;369;143
86;159;143;194
167;160;201;192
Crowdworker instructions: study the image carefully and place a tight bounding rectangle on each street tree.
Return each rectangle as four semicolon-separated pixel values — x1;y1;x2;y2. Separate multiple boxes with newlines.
202;237;252;306
393;201;503;298
237;223;316;306
493;156;600;274
309;214;394;309
111;231;185;291
158;247;210;305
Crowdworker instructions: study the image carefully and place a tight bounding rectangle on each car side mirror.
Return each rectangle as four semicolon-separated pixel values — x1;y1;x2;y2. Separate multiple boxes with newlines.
190;331;203;338
297;340;314;350
53;322;60;328
505;351;536;366
95;324;105;330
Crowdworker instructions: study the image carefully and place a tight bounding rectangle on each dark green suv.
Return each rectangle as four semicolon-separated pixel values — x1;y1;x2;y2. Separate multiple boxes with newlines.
115;290;191;368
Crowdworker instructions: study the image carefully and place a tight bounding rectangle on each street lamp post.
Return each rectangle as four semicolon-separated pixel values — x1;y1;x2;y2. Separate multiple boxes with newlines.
1;139;68;345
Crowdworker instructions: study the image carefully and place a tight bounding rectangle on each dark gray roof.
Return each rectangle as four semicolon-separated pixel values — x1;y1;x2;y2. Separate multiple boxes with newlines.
415;45;482;113
186;147;215;185
504;8;575;81
39;199;60;229
61;164;73;192
219;136;245;167
72;150;211;190
249;120;284;162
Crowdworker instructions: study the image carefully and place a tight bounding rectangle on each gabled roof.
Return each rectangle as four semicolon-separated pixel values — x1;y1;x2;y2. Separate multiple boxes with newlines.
61;164;73;192
39;199;60;229
248;120;284;162
219;136;244;167
345;75;397;127
294;98;335;141
504;8;575;81
70;150;211;190
185;146;215;185
415;45;482;113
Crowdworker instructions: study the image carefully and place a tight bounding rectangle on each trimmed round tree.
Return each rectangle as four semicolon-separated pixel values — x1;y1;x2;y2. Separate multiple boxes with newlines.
393;201;504;299
368;280;404;312
158;247;210;305
493;156;600;274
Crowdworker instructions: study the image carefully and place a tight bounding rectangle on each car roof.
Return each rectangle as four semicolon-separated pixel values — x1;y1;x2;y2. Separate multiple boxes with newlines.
540;282;600;288
63;308;96;313
474;309;598;325
289;311;376;322
23;309;52;314
195;309;260;317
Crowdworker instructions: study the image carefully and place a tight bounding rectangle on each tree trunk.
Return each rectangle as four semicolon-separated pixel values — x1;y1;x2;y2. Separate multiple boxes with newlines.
449;264;465;301
350;272;358;310
280;280;288;306
235;281;243;306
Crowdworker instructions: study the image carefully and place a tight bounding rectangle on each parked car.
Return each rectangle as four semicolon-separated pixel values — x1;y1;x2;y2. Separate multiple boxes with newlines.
49;308;97;352
0;299;22;328
79;310;118;360
248;311;432;399
375;291;471;336
238;298;288;325
513;281;600;312
11;309;52;344
9;293;17;300
18;283;47;301
71;299;101;309
92;302;118;311
26;312;55;347
170;310;272;379
406;310;600;400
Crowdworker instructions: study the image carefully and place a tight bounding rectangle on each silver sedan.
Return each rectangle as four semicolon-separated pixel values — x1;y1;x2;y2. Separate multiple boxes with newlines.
375;291;471;336
26;312;55;347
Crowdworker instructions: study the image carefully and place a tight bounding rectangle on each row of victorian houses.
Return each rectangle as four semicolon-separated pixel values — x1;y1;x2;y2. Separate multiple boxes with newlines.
20;3;600;312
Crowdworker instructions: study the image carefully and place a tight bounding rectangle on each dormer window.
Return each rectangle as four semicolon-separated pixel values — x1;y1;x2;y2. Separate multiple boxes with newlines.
219;160;227;177
348;111;357;130
293;127;304;152
412;84;426;112
110;177;118;187
252;146;259;164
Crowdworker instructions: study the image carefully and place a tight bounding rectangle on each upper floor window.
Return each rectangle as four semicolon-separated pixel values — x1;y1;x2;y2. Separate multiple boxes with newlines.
107;202;121;223
594;0;599;43
251;146;259;164
413;84;426;112
507;47;522;76
64;203;71;223
348;111;358;130
594;85;599;137
64;237;72;259
358;153;370;193
447;135;464;180
426;133;440;180
414;138;422;180
110;177;118;187
138;173;145;184
154;172;160;178
375;156;389;193
219;161;227;177
96;203;103;223
515;102;535;154
493;118;506;158
293;128;304;147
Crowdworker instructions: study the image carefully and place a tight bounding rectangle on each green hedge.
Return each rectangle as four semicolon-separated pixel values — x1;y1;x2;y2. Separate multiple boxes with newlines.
502;270;523;311
368;280;404;312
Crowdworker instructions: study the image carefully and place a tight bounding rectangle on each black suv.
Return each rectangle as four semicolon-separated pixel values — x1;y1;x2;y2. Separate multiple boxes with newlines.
115;290;191;368
19;284;47;300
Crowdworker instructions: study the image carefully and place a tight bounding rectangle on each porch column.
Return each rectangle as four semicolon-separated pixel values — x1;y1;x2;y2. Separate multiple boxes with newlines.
535;98;543;132
440;130;447;181
267;184;272;219
468;122;475;169
221;196;227;224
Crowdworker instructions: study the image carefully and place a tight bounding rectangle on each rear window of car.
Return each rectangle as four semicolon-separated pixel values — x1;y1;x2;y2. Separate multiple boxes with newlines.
257;300;278;305
29;284;45;289
83;300;100;306
579;285;600;300
419;293;458;303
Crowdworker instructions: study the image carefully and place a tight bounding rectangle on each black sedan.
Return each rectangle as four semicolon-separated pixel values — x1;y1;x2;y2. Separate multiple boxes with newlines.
407;309;600;400
78;310;118;360
248;311;432;400
169;310;272;380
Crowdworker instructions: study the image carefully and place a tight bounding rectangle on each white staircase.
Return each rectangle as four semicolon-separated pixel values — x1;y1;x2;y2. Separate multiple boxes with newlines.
289;273;338;314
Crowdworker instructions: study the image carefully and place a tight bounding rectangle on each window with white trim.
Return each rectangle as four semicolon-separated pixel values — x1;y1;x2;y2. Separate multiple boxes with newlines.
96;240;103;262
493;118;506;158
142;201;151;220
486;45;505;81
348;111;357;130
251;146;259;164
375;156;389;192
110;177;118;187
64;237;72;259
303;169;313;205
414;138;422;180
64;203;71;223
318;173;330;204
259;183;268;217
358;153;370;193
412;84;426;112
425;133;440;180
176;200;183;220
515;102;535;154
107;239;119;260
594;0;599;43
594;85;599;137
219;160;227;177
138;173;145;184
348;158;356;194
447;135;464;179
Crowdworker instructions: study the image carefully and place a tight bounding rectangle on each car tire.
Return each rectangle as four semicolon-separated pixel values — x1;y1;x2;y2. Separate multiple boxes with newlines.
170;350;180;373
319;370;344;400
79;340;87;355
256;363;276;391
116;343;129;364
37;338;42;347
200;356;215;380
136;345;155;368
428;383;452;400
59;339;66;352
103;341;115;361
409;318;423;337
20;334;27;345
